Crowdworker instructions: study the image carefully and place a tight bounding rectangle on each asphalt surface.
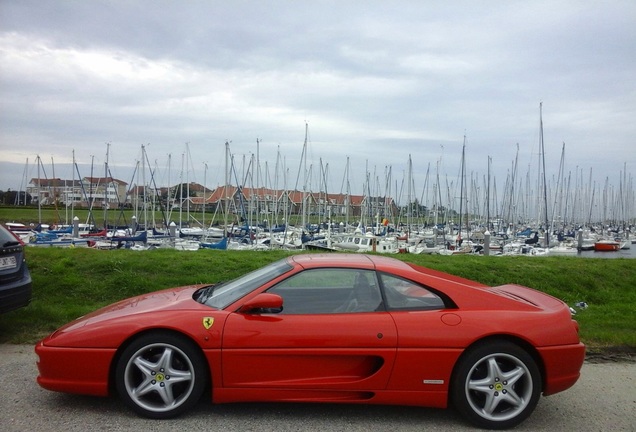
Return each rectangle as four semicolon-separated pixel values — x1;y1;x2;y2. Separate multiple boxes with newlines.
1;344;634;431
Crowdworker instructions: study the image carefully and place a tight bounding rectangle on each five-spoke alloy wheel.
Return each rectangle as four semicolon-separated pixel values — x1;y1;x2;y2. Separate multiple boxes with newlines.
451;341;541;429
115;332;208;419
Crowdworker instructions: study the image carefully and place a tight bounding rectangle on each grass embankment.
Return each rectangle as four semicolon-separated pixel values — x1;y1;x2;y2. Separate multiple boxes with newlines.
1;248;634;355
0;206;306;228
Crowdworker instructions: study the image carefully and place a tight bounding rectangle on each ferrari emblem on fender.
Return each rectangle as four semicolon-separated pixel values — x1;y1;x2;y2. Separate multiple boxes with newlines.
202;317;214;329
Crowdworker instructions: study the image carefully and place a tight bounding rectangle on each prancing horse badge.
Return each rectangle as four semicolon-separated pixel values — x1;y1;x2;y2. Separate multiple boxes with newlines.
202;317;214;329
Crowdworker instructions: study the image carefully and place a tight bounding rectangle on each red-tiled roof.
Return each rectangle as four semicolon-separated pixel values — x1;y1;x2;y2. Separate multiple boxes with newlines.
197;186;382;207
82;177;128;186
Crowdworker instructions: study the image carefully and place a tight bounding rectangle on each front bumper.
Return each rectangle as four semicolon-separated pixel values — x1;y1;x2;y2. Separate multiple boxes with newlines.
35;340;117;396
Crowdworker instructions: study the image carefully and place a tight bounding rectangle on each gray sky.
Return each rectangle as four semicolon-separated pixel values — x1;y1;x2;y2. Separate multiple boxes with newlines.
1;0;634;207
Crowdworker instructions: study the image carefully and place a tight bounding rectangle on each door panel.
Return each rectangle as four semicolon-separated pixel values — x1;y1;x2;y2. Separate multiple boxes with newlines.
222;312;397;389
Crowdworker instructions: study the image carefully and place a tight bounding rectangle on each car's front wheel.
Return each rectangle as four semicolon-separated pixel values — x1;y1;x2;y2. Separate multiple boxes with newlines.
115;332;208;419
451;341;541;429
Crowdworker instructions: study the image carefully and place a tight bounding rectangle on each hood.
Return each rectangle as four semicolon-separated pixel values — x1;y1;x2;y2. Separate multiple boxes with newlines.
43;285;208;346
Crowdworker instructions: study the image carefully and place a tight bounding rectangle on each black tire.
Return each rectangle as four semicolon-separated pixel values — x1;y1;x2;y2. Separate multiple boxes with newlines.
115;331;208;419
451;341;541;430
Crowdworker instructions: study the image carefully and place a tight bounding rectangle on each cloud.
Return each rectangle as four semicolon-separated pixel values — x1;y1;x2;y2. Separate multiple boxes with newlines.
0;1;634;218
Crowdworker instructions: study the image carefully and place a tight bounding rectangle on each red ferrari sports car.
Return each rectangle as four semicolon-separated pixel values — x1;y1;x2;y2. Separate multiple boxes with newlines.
35;253;584;429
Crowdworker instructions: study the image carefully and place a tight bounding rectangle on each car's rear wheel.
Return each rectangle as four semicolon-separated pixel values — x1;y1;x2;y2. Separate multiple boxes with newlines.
115;332;208;419
451;341;541;429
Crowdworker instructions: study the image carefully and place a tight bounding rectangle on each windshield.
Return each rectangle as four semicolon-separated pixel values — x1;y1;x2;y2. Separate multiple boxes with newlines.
0;225;22;247
195;258;293;309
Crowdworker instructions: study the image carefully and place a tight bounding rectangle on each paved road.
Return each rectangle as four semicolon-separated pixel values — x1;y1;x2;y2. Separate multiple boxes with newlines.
1;345;634;431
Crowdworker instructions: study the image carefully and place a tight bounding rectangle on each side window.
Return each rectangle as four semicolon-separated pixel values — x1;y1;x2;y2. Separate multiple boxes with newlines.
268;268;382;314
379;273;445;310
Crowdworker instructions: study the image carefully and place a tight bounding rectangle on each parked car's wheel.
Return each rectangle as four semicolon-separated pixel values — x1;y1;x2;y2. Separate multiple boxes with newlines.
451;341;541;429
115;332;208;418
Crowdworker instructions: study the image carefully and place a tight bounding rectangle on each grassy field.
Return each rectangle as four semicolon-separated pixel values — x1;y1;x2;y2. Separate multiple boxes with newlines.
0;205;321;228
0;247;634;355
0;205;208;228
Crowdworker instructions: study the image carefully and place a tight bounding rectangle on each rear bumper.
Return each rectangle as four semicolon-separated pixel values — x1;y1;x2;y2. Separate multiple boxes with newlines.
0;276;32;313
538;342;586;395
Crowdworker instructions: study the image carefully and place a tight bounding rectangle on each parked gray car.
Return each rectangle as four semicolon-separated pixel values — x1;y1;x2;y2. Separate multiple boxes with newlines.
0;224;32;313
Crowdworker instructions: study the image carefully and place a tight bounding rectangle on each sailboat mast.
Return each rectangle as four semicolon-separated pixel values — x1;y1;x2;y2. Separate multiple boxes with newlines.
487;156;491;231
458;135;466;245
344;156;350;226
17;158;29;206
256;138;261;218
539;103;550;247
274;146;281;224
224;141;230;230
36;155;42;224
301;122;308;231
104;143;109;229
142;144;147;232
186;143;191;226
407;154;412;240
179;151;184;229
71;151;75;221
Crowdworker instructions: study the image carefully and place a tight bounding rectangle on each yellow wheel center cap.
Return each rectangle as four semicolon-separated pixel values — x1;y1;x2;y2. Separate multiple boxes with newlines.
156;373;165;382
494;382;504;392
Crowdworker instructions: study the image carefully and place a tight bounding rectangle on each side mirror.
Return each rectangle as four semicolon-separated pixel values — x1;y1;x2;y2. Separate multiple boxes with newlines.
238;293;284;314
